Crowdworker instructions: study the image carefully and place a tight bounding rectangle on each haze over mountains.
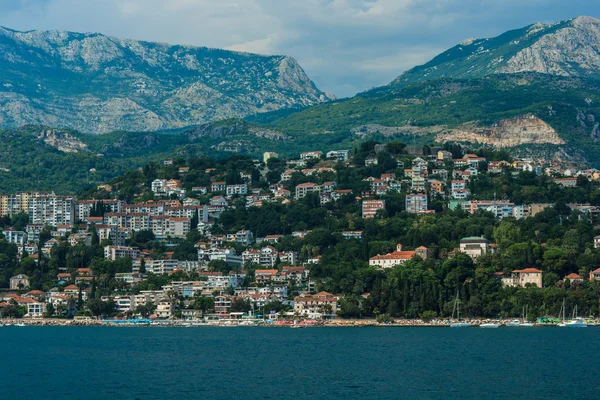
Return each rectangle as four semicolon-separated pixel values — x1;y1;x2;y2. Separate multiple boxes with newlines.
0;27;334;134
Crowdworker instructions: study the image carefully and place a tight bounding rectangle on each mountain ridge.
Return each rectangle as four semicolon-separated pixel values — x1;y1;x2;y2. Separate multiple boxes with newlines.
391;16;600;87
0;26;334;134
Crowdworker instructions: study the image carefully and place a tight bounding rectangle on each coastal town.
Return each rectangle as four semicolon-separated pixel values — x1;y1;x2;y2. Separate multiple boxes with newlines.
1;141;600;326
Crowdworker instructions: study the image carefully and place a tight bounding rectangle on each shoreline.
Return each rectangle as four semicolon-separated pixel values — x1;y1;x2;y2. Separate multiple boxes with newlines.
2;318;596;328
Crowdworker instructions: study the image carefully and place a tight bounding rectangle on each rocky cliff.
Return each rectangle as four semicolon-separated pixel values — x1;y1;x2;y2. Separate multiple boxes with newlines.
0;27;334;134
435;115;565;147
392;16;600;86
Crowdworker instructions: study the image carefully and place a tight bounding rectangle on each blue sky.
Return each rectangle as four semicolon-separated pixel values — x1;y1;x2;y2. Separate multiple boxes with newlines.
1;0;599;97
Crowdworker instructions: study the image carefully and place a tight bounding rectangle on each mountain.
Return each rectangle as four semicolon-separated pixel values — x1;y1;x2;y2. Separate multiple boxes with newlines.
248;73;600;166
392;16;600;87
0;27;334;134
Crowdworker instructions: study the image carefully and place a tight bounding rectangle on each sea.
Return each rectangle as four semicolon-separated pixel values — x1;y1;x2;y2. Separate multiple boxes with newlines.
1;326;598;400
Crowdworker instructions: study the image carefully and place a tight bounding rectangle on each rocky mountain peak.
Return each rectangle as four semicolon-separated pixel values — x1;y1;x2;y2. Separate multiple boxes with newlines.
392;16;600;87
0;27;333;134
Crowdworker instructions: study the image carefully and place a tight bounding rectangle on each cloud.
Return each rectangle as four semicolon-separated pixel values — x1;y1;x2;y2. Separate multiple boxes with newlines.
0;0;598;97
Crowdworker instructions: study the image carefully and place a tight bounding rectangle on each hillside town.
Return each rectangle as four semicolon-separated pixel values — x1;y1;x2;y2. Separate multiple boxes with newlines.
1;141;600;323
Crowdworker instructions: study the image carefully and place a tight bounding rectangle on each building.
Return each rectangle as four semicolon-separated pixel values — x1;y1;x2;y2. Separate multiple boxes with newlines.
326;150;350;162
197;247;243;267
210;182;226;193
405;194;428;214
300;151;323;160
263;152;279;163
295;183;320;199
342;231;364;241
235;230;254;246
10;274;30;290
255;269;279;284
553;178;578;188
362;200;385;219
294;291;338;317
155;297;174;319
214;295;234;314
369;244;430;268
365;156;378;166
168;217;191;238
589;268;600;281
502;268;543;288
226;184;248;196
104;245;141;261
459;237;489;259
564;273;583;284
437;150;453;161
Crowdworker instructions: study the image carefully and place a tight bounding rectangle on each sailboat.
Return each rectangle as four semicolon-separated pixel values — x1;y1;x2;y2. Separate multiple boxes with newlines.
563;305;587;328
520;305;534;327
450;291;471;328
557;299;567;327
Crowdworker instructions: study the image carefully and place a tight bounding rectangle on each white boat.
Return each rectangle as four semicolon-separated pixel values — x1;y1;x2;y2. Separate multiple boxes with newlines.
520;306;534;327
564;318;588;328
450;291;471;328
14;323;26;327
480;323;500;328
506;319;521;327
558;303;587;327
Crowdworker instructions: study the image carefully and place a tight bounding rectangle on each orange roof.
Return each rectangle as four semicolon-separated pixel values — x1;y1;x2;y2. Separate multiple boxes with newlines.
513;268;542;273
255;269;278;275
565;273;582;279
370;251;416;261
64;284;80;290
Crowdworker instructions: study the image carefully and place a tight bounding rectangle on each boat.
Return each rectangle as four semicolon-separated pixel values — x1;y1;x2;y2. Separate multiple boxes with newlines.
506;319;521;327
563;305;587;328
557;299;567;327
14;323;26;327
480;323;500;328
450;291;471;328
564;318;588;328
520;306;534;327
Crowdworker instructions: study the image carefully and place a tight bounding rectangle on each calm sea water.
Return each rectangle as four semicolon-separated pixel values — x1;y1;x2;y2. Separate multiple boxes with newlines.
1;326;598;400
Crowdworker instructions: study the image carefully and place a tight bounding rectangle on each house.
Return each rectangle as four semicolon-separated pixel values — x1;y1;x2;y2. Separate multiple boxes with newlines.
211;182;227;192
502;268;543;288
192;186;208;194
214;295;234;314
10;274;30;290
235;230;254;246
255;269;279;284
564;273;583;284
553;177;578;188
369;244;430;268
594;235;600;249
342;231;364;240
26;300;46;318
459;237;489;259
294;291;338;317
64;284;80;297
437;150;453;161
362;200;385;219
295;183;320;199
326;150;350;162
300;151;323;160
589;268;600;281
365;156;378;166
263;235;283;244
155;297;174;319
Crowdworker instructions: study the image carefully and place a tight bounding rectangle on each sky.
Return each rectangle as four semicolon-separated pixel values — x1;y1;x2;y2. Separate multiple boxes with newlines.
0;0;599;98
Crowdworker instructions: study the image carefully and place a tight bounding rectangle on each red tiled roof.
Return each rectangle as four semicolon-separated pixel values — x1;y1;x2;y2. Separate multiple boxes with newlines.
513;268;542;273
